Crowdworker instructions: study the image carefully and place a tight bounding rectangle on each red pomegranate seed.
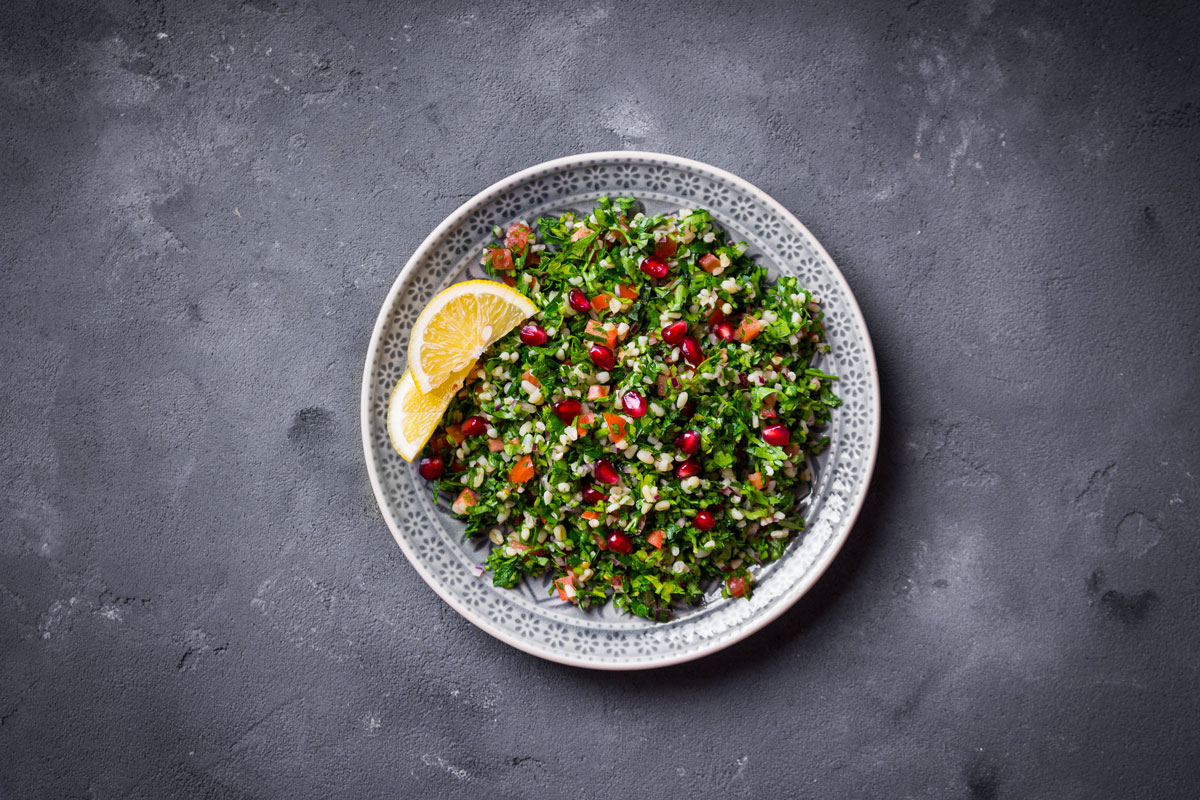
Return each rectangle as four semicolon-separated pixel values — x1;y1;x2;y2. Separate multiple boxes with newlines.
727;576;747;598
676;430;700;455
606;531;633;554
681;336;703;365
762;423;790;446
568;288;592;312
639;256;669;279
655;237;678;258
693;510;717;531
593;458;620;485
621;390;647;418
713;322;735;341
461;415;488;437
519;323;548;346
417;456;444;480
581;483;606;504
588;344;615;370
450;460;467;473
675;458;701;479
661;321;688;345
552;398;583;424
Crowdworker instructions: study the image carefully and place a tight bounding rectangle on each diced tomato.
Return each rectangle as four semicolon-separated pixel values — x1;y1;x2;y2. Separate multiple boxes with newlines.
508;454;535;484
761;408;777;419
615;283;639;300
594;533;608;550
581;510;600;521
521;370;540;388
445;424;465;445
487;438;505;453
591;293;611;313
748;472;765;491
576;411;595;435
505;221;530;254
610;575;625;592
603;413;626;444
501;274;517;287
509;540;530;552
489;247;513;270
586;385;609;400
736;315;764;342
707;307;726;324
655;237;678;258
698;253;721;273
647;529;665;549
584;320;617;349
571;226;593;242
554;574;576;602
727;576;748;598
451;489;478;515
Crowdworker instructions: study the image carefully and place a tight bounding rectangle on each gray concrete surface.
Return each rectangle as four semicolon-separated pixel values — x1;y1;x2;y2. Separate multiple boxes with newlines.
2;0;1199;797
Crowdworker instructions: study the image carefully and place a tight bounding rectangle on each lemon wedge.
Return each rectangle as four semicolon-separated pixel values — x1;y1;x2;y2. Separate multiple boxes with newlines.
387;365;474;462
406;280;537;393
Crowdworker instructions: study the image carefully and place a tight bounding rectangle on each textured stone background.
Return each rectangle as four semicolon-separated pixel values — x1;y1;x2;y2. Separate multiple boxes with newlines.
2;0;1198;797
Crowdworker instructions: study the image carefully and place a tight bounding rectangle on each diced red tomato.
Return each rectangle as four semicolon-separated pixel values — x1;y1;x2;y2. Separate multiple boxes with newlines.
748;472;765;491
587;385;609;400
581;510;600;521
761;408;777;418
603;413;626;444
521;370;540;388
505;221;530;254
451;489;478;515
501;274;517;287
584;320;617;349
593;533;608;550
487;438;505;453
655;237;678;258
571;226;592;242
576;411;595;435
555;574;576;602
647;529;665;549
489;247;513;270
445;424;465;445
591;293;611;313
736;315;764;342
698;253;721;273
508;455;535;484
727;576;748;598
615;283;639;300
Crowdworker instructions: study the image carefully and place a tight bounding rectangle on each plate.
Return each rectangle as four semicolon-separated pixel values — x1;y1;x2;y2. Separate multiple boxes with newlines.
361;152;880;669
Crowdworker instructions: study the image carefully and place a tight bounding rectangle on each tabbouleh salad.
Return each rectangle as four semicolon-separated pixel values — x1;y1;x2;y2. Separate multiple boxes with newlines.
415;196;839;622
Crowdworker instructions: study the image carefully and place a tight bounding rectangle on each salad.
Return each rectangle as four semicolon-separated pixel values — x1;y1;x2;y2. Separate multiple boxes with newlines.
414;196;839;622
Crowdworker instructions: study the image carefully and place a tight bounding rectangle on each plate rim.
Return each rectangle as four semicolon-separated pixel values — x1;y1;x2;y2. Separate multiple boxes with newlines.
360;151;881;670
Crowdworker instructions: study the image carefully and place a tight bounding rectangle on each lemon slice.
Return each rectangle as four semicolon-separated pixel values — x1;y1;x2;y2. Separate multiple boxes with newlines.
387;365;472;461
407;280;537;393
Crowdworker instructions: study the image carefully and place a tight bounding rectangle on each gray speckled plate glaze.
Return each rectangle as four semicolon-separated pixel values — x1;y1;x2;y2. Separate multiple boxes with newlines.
361;152;879;670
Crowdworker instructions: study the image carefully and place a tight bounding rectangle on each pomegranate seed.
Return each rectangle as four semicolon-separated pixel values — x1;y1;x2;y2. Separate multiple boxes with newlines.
519;323;548;346
713;322;735;341
676;430;700;455
727;576;747;598
660;321;688;345
461;415;488;437
568;289;592;312
693;510;717;531
639;256;669;279
581;483;606;504
450;460;467;473
675;458;701;478
762;424;790;446
588;344;615;370
606;531;633;554
655;237;678;258
593;458;620;485
552;398;583;424
681;336;703;365
417;456;444;481
621;390;647;418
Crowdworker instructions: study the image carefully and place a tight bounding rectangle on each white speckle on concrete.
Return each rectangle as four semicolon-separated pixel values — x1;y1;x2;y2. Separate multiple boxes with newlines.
422;753;469;781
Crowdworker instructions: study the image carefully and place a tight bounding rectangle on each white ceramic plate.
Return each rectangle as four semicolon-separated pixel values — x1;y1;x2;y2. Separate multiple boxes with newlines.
361;152;879;669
